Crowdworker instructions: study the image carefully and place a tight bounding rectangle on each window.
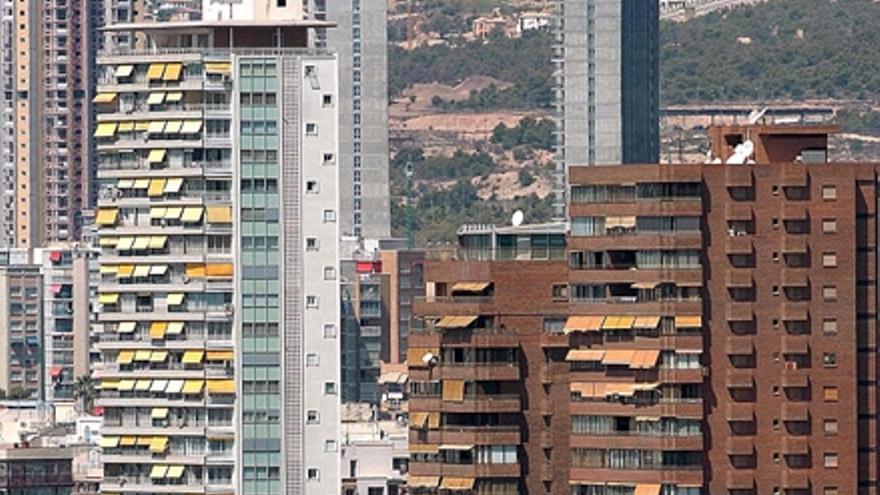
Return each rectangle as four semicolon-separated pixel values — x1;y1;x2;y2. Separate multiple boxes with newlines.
368;488;383;495
823;452;838;468
824;386;839;402
822;253;837;268
822;319;838;335
323;209;336;223
822;219;837;233
324;382;337;395
307;468;320;481
822;285;837;301
543;317;566;335
325;440;337;452
323;266;336;280
323;323;337;338
306;353;319;366
323;153;335;165
277;0;286;5
323;94;333;106
824;488;839;495
552;284;569;301
823;352;837;367
824;419;838;435
306;296;318;308
306;180;319;193
306;237;319;251
822;185;837;200
305;123;318;136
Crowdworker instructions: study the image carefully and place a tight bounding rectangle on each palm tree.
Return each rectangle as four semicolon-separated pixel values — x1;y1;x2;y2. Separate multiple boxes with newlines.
73;375;96;414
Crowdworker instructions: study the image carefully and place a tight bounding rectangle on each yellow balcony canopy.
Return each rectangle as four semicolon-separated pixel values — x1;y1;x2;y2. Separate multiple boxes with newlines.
115;64;134;78
181;120;202;134
181;380;204;394
93;92;118;104
163;63;183;81
116;350;134;365
147;63;166;80
147;92;165;105
182;350;204;364
167;322;185;335
98;293;119;305
205;62;231;74
164;178;184;194
166;293;185;305
95;208;118;226
117;321;136;333
181;206;204;223
165;91;184;102
206;206;233;223
151;407;169;419
147;149;167;163
164;120;184;134
94;122;118;137
207;379;235;394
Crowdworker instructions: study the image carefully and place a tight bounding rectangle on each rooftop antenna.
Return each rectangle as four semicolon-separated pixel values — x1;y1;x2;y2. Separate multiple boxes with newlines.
511;210;524;227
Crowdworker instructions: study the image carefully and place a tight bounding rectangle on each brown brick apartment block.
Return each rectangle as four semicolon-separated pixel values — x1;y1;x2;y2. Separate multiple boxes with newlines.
407;124;880;495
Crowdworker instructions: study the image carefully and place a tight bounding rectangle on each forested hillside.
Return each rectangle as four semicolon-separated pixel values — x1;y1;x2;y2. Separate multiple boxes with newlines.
390;0;880;108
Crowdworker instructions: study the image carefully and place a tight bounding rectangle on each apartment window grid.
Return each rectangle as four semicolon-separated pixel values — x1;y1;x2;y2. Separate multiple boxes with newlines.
585;0;596;165
238;58;283;495
351;0;363;237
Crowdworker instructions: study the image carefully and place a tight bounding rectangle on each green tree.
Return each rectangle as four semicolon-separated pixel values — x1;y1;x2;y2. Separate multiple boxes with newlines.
74;375;96;414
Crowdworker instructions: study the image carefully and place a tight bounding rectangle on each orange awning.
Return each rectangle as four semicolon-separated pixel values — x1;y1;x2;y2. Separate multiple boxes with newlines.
634;485;662;495
565;349;605;362
602;349;638;366
564;316;603;333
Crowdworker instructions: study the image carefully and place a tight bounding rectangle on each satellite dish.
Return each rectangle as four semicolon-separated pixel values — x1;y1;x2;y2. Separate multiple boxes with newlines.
511;210;524;227
748;107;768;125
422;352;435;365
726;140;754;165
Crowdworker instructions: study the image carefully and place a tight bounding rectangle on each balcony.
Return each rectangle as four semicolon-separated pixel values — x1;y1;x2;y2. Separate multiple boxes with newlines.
781;403;810;422
725;166;754;187
726;437;755;456
409;394;521;414
726;270;754;289
725;370;754;389
726;403;755;422
725;236;753;255
410;425;521;446
568;466;702;486
434;363;520;381
725;337;755;356
408;462;520;478
413;296;496;319
569;433;702;451
725;303;754;322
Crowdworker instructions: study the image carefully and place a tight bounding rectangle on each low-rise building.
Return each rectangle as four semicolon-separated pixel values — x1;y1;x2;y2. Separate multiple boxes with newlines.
341;405;408;495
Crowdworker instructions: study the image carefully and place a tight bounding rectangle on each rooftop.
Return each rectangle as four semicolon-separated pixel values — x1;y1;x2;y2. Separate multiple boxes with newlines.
100;19;335;32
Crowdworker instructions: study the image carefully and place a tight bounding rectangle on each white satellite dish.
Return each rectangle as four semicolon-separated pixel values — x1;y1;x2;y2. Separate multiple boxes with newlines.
726;140;755;165
422;352;435;365
748;107;768;125
511;210;524;227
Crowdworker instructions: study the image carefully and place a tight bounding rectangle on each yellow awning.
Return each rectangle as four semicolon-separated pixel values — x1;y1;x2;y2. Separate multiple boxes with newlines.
186;264;206;278
442;380;465;402
134;350;152;361
164;120;183;134
115;65;134;78
118;121;135;132
181;380;204;394
181;206;203;222
162;63;183;81
428;412;440;429
410;412;428;428
634;485;662;495
166;465;185;479
149;465;168;478
147;92;166;105
94;122;118;137
167;322;185;335
101;379;119;390
164;207;183;219
132;265;150;277
206;263;234;277
136;436;153;446
164;178;184;193
206;206;233;223
95;208;118;225
602;350;638;366
98;293;119;304
180;120;203;134
151;407;169;419
207;350;234;361
148;121;166;133
117;379;135;391
147;63;166;80
150;350;168;362
99;436;119;448
167;293;185;305
130;236;149;250
135;379;152;391
117;321;136;333
409;476;441;488
117;350;135;365
675;315;702;328
439;478;475;491
150;322;168;339
205;62;231;74
99;237;118;247
149;264;168;275
206;379;235;394
99;265;118;275
564;316;603;333
633;316;661;329
436;316;478;329
93;92;118;104
149;207;167;219
565;349;605;362
409;444;440;454
116;179;134;189
631;350;661;370
165;91;184;102
450;282;490;293
602;316;636;330
148;179;167;197
135;121;151;131
133;178;150;189
121;435;137;446
147;149;167;163
114;237;134;251
148;236;167;249
182;350;204;364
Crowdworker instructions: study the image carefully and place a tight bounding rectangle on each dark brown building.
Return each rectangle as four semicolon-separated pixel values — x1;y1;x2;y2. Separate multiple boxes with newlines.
407;124;879;495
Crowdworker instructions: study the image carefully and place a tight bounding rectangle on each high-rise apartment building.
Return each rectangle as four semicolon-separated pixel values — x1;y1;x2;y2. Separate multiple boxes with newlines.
309;0;391;239
93;2;341;493
0;0;95;247
409;124;878;495
0;249;44;399
553;0;660;215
